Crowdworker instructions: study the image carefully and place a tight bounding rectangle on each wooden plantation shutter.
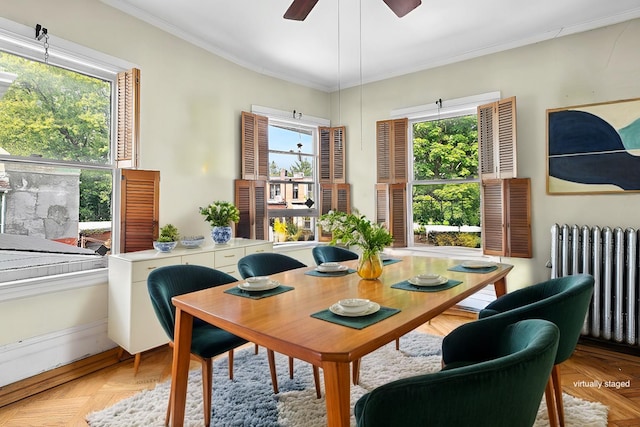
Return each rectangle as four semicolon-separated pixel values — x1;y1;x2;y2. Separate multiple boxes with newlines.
318;183;351;241
376;118;408;247
241;111;269;181
478;97;516;180
119;169;159;252
481;178;531;258
235;179;268;240
319;126;346;184
478;96;530;257
116;68;140;169
376;118;408;183
375;183;406;248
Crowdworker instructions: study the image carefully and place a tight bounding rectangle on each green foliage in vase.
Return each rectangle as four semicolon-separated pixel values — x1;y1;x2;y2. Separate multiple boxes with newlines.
199;201;240;227
318;210;393;258
157;224;179;242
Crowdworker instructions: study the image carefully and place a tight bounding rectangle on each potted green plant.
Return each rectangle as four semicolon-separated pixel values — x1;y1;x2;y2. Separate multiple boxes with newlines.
154;223;179;252
317;210;393;280
199;201;240;244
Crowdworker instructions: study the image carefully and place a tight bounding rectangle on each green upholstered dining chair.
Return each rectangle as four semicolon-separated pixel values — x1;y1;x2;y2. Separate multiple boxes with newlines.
477;274;594;427
312;245;358;266
147;264;277;427
355;318;560;427
236;252;322;398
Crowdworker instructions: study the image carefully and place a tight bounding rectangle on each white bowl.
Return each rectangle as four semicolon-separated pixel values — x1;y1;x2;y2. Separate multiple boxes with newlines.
246;276;270;286
338;298;370;314
415;274;443;285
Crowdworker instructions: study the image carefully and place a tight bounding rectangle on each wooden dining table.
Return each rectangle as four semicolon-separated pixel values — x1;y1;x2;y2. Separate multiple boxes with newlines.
168;255;513;426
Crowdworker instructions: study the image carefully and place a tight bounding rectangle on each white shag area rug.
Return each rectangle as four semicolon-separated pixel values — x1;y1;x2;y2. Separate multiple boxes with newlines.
86;332;607;427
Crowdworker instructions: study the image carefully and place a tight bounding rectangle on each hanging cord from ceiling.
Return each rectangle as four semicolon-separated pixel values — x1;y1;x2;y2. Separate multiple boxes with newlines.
35;24;49;63
359;0;363;151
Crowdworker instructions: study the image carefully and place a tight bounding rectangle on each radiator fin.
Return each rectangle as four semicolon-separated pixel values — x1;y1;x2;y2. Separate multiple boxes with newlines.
550;224;639;347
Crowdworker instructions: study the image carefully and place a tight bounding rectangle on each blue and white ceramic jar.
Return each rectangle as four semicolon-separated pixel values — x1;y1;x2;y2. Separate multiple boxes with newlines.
211;226;232;244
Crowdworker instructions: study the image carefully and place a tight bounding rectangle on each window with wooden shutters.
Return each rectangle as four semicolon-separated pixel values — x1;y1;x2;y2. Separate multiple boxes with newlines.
376;118;408;184
481;178;531;258
119;169;159;253
478;97;517;180
116;68;140;169
319;126;345;183
241;111;269;181
0;29;141;280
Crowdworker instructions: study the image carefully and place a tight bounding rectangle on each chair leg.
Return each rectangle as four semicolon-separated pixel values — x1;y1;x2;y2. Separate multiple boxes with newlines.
545;374;559;427
312;365;322;399
228;349;234;380
202;358;213;427
552;364;565;427
164;385;172;426
267;349;279;394
352;358;361;385
289;356;294;379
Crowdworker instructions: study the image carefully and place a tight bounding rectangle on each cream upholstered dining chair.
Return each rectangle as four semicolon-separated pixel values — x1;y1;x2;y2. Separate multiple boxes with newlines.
237;252;322;398
147;264;278;427
477;274;594;427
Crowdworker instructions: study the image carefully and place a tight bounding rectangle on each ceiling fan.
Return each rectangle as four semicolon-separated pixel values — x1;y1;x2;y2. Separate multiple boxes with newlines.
284;0;422;20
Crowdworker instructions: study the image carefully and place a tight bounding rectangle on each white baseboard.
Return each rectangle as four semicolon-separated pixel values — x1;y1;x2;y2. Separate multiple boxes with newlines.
0;319;116;387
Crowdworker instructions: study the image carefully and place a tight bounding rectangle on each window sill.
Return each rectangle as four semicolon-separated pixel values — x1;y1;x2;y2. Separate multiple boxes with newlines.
0;268;108;302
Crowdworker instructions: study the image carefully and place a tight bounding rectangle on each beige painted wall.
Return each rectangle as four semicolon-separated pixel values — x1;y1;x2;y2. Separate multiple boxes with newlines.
333;19;640;290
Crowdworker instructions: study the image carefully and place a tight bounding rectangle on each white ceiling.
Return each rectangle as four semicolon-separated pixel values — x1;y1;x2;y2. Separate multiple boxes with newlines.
102;0;640;92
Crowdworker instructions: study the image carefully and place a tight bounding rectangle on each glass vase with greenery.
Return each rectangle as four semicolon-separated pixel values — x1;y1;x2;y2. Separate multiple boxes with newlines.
317;210;393;279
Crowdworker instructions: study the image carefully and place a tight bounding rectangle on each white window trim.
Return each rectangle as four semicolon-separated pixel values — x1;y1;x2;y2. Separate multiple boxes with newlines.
0;17;135;80
391;91;501;121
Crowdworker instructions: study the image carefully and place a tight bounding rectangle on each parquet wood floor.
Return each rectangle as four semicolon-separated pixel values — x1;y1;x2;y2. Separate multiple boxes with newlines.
0;309;638;426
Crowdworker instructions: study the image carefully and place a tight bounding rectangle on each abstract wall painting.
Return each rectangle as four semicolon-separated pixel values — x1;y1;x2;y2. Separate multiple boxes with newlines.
547;98;640;194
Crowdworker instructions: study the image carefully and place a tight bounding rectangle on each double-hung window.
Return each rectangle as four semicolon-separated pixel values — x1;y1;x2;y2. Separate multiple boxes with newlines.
0;20;134;282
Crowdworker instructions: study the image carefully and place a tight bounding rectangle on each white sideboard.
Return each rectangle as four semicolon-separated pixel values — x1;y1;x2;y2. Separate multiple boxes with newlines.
107;238;272;366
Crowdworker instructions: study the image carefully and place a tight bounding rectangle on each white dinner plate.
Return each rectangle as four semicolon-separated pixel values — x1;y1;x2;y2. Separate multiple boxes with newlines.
329;302;380;317
237;280;281;292
461;261;497;269
316;265;349;273
408;276;448;287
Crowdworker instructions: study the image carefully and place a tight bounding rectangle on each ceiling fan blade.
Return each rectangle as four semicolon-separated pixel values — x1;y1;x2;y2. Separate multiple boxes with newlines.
383;0;422;17
284;0;319;21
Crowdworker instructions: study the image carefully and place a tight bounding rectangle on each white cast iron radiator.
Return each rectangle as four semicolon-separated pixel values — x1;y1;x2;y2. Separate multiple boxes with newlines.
550;224;639;348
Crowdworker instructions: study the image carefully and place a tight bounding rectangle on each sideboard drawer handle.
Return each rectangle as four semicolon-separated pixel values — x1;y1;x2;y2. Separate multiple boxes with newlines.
224;254;235;258
147;266;157;270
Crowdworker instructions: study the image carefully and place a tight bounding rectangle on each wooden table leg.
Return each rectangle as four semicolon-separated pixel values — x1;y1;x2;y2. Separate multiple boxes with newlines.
494;276;507;297
169;308;193;427
322;361;351;427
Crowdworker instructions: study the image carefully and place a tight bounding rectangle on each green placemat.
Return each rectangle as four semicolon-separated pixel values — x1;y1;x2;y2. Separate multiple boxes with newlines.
382;258;402;266
224;285;294;299
311;306;400;329
448;264;498;274
305;268;357;277
391;279;462;292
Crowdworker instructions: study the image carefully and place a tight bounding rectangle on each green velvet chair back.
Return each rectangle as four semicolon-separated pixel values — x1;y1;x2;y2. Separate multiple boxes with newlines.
237;252;306;279
147;264;237;341
478;274;594;364
312;246;358;266
354;318;559;427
